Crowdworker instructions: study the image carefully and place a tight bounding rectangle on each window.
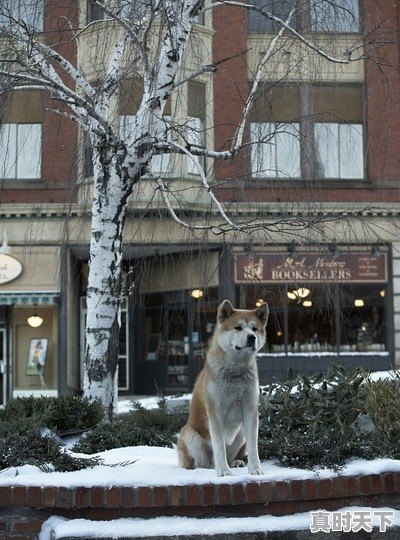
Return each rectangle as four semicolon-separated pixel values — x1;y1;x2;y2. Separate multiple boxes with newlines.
310;0;360;33
87;0;103;23
0;0;43;31
187;81;206;175
315;123;363;179
248;0;297;33
313;85;364;179
0;124;41;180
0;90;43;180
250;84;364;180
248;0;359;34
251;122;300;178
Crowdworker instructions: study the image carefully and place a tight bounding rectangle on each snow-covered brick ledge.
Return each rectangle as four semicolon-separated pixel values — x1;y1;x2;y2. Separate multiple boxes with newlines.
2;472;400;539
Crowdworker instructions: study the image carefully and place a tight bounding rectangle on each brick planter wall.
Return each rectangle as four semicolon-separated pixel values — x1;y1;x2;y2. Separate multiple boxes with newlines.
1;473;400;539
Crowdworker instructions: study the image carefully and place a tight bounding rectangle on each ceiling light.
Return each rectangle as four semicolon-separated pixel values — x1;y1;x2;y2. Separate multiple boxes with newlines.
303;300;312;307
297;287;310;298
380;290;386;298
28;315;43;328
27;304;43;327
354;299;364;307
190;289;203;299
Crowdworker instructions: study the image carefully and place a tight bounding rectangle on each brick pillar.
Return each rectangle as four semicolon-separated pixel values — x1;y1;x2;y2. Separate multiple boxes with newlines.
212;2;249;187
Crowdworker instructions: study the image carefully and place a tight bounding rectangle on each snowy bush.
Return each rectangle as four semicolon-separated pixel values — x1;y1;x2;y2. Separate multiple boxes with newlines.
73;398;187;454
257;365;380;469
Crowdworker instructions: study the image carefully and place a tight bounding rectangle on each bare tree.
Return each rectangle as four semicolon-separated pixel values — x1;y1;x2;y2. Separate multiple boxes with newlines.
0;0;393;415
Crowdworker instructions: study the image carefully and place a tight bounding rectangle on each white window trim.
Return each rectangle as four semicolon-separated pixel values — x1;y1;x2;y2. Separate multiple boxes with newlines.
0;123;42;180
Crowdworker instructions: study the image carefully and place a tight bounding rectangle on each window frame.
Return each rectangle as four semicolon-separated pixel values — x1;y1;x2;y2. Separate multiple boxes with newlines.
247;0;360;35
0;122;42;181
250;83;366;182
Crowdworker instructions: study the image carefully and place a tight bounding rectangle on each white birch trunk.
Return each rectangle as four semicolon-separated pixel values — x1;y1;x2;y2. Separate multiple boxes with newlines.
83;144;130;418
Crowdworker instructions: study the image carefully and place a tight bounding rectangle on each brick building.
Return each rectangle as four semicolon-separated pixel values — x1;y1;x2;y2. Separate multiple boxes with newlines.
0;0;399;402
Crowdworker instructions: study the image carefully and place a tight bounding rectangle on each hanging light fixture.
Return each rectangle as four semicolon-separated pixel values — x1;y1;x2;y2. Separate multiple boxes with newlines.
190;289;203;299
354;299;364;307
27;304;43;328
303;300;312;307
297;287;310;298
255;298;264;307
287;290;297;300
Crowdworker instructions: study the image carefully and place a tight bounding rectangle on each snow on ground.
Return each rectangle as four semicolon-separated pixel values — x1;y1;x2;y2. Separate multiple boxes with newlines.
40;507;400;539
2;445;400;488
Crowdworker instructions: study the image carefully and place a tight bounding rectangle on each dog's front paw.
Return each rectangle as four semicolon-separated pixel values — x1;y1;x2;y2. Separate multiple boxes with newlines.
248;466;264;475
217;468;233;477
230;459;245;468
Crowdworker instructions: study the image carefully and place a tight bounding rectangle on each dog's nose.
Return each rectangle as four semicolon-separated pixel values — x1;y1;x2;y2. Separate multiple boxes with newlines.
247;334;256;345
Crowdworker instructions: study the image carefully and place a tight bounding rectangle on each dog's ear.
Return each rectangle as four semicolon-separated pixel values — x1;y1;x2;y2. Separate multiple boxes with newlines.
255;302;269;326
217;299;234;325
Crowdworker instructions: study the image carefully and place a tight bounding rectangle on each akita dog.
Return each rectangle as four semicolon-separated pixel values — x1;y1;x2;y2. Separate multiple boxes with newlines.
177;299;268;476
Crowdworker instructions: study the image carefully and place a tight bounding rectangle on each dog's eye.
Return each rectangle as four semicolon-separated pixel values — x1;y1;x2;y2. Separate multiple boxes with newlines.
252;327;258;332
235;326;242;331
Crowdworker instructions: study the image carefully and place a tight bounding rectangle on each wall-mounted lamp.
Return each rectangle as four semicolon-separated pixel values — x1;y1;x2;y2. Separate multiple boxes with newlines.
190;289;203;299
287;241;298;259
328;242;341;259
371;245;380;259
303;300;312;307
297;287;310;298
354;299;364;307
255;298;264;307
27;307;43;328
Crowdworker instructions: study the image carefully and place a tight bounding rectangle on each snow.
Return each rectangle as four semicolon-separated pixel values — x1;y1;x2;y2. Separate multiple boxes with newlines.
40;507;400;539
2;445;400;489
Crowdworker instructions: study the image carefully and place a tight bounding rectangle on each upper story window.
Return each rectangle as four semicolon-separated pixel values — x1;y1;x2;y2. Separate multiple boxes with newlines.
87;0;104;23
118;79;172;176
250;85;301;178
250;84;364;181
0;0;43;32
0;90;44;181
310;0;360;33
248;0;359;34
187;81;206;175
313;86;363;179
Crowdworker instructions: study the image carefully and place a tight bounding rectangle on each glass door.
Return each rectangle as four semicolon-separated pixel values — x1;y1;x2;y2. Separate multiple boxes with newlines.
165;304;191;392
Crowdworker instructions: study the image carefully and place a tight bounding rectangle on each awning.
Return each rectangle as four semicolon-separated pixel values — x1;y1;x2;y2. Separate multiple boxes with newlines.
0;292;59;305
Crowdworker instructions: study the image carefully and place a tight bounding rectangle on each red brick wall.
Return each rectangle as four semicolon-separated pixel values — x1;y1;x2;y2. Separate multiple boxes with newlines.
1;0;78;205
212;2;249;183
0;473;400;538
213;0;400;205
363;0;400;184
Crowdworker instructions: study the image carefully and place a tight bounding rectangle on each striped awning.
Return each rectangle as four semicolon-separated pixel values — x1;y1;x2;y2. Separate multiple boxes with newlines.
0;292;59;305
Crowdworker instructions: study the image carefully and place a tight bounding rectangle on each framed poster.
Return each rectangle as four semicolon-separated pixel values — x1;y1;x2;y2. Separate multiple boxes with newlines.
26;338;48;375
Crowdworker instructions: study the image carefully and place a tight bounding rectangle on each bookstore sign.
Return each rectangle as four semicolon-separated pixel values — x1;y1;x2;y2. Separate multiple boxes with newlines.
235;252;388;284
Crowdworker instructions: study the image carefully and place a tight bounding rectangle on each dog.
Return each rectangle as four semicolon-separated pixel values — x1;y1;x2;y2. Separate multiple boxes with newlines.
177;299;268;476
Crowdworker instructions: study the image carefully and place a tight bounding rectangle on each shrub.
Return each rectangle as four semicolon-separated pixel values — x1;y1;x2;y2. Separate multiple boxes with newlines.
258;365;374;469
0;395;104;436
364;373;400;458
0;429;101;472
74;398;187;454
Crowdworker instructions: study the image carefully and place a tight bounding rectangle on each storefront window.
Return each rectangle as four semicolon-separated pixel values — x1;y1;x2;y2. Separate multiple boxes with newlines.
287;285;336;353
339;285;387;353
